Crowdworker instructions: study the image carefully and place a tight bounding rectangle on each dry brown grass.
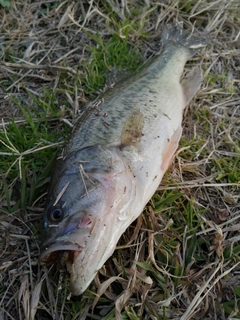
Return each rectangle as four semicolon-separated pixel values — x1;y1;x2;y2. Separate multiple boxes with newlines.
0;1;240;319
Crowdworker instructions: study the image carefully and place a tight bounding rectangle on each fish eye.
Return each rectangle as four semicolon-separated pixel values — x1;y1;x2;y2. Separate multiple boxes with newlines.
48;204;64;222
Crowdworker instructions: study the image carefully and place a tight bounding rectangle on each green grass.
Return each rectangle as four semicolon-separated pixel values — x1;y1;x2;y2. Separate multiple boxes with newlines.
0;90;71;218
214;157;240;183
81;33;142;94
0;0;10;8
222;287;240;319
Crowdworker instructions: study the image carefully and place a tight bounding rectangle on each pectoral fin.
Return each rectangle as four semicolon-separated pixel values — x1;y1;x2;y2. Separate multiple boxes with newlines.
181;67;203;106
161;126;182;172
121;109;144;148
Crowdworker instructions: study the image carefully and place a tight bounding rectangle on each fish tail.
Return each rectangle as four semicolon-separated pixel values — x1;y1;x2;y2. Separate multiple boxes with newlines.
161;24;209;57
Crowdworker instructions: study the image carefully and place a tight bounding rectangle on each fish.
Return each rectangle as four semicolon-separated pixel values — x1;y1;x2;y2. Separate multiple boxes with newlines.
40;25;207;296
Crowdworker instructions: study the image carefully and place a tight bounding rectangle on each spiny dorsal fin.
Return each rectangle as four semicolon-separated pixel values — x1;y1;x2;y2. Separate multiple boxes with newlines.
105;69;133;88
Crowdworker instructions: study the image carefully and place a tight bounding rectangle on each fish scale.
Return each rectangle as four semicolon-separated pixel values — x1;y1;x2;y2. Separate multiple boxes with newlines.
40;25;208;296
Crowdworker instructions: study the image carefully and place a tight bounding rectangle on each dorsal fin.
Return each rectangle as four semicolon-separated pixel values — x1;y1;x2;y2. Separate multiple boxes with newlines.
105;69;133;88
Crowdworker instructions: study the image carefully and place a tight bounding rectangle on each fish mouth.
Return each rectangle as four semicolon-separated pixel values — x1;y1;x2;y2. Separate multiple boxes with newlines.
40;241;82;271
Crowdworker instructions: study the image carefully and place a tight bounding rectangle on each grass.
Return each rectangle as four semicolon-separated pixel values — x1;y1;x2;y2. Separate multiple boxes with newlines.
0;90;70;217
0;0;240;319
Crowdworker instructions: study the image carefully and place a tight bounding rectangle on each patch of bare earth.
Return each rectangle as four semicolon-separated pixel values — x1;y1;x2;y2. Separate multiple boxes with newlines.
0;1;240;319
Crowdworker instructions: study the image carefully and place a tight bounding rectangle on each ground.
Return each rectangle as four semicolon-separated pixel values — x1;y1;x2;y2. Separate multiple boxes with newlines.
0;1;240;319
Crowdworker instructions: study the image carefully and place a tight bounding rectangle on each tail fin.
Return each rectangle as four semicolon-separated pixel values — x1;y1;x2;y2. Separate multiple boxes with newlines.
161;24;209;57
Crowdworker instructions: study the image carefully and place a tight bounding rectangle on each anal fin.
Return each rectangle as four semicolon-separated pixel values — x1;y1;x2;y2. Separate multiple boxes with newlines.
161;126;182;172
181;67;203;106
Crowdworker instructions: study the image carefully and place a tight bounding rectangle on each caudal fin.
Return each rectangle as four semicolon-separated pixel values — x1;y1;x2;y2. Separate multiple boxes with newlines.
161;24;209;57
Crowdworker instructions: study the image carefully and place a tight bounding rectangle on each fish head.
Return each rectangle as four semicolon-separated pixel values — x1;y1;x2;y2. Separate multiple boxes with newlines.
39;167;94;269
40;146;136;295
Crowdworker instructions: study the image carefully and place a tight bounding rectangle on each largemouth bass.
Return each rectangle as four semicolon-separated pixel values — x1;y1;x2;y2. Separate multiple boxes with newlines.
40;26;207;296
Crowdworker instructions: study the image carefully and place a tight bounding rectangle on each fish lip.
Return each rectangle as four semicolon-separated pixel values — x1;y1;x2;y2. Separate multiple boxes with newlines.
39;240;83;264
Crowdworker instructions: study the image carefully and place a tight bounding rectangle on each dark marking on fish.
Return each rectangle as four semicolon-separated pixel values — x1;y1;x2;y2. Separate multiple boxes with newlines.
149;89;158;93
101;117;110;128
163;113;171;120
